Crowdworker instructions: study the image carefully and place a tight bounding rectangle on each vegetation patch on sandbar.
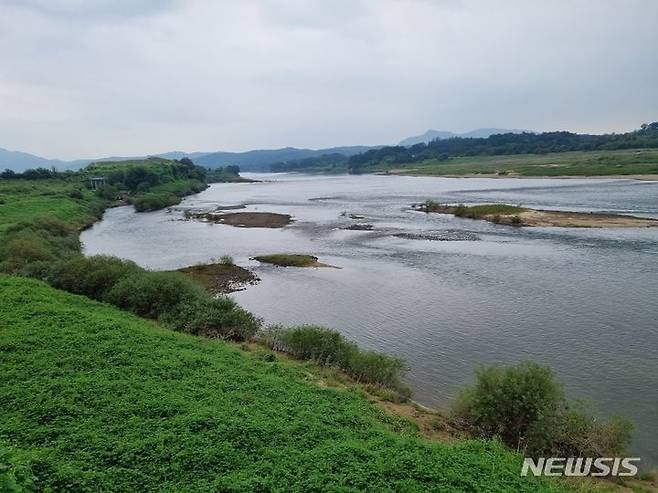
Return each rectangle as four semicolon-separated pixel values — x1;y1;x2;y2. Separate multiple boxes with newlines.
176;257;259;294
187;211;292;228
394;231;480;241
253;254;337;268
416;200;658;228
341;223;374;231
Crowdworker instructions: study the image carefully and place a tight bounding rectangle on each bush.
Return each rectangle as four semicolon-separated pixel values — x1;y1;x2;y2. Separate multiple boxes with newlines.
170;297;260;341
453;362;563;453
259;325;409;395
554;407;633;457
132;192;180;212
105;271;203;320
219;255;234;265
103;270;260;341
68;189;84;200
96;184;118;200
47;255;141;299
453;362;633;457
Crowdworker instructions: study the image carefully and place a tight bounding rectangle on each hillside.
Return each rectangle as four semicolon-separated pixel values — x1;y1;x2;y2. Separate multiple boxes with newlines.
0;147;68;173
0;275;567;492
194;146;375;171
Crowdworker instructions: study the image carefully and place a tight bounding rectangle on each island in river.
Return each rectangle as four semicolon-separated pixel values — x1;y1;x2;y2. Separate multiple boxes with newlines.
415;201;658;228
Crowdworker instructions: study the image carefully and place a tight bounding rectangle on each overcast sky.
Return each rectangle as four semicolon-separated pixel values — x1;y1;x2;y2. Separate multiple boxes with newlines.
1;0;657;159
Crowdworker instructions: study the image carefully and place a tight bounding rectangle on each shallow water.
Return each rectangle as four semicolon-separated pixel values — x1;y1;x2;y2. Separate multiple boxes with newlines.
82;173;658;465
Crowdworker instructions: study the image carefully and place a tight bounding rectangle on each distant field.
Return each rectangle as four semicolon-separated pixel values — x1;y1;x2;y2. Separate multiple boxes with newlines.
380;148;658;177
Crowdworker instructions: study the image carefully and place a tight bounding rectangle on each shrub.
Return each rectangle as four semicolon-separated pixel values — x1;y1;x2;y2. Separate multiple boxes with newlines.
219;255;234;265
554;407;633;457
102;269;260;340
47;255;141;299
453;362;633;457
259;325;409;395
105;271;203;320
132;192;180;212
170;297;260;341
453;363;564;453
96;184;119;201
68;189;84;200
347;349;409;394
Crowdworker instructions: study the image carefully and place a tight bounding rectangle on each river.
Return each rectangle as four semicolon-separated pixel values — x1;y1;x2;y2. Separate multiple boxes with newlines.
81;173;658;465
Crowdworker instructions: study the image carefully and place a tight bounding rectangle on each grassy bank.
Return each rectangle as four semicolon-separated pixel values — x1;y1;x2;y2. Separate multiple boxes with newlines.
0;275;568;492
382;148;658;177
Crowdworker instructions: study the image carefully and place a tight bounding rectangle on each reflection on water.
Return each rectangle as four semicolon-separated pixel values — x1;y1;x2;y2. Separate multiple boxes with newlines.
82;173;658;465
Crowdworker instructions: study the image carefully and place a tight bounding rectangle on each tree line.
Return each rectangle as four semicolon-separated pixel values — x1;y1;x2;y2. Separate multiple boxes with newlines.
267;122;658;173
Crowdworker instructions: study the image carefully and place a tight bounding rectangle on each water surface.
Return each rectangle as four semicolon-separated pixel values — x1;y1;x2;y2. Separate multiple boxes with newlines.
82;173;658;465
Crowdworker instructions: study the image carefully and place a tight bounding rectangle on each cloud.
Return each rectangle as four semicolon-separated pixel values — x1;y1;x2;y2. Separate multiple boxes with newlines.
0;0;657;159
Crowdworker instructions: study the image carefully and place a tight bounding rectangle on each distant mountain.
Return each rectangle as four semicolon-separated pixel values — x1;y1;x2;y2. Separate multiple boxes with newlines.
194;146;375;171
399;128;529;146
0;145;377;173
0;147;68;172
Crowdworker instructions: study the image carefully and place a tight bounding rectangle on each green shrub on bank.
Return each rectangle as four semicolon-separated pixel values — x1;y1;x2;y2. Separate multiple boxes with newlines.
105;271;202;319
453;362;633;457
103;269;259;340
131;192;180;212
171;297;260;340
47;255;141;299
260;325;410;396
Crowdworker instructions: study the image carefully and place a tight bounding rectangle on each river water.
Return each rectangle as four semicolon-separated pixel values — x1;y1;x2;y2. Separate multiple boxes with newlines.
81;173;658;465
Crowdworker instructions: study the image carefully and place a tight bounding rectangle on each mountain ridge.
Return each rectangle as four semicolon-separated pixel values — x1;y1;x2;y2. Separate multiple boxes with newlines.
399;128;530;146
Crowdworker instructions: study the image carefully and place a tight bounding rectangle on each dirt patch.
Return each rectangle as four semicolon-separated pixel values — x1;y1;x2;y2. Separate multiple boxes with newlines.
177;263;259;294
188;211;293;228
253;254;339;268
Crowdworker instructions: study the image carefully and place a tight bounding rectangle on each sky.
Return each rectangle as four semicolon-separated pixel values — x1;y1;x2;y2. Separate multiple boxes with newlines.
1;0;657;160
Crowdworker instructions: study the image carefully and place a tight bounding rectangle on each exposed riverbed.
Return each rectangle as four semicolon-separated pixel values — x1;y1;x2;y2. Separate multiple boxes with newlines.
82;173;658;465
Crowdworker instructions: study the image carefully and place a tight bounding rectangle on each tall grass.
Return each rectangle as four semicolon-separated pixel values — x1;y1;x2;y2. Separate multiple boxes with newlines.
260;325;410;397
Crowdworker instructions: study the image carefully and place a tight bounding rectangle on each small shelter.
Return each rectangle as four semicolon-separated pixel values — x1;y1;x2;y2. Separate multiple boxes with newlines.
89;177;106;190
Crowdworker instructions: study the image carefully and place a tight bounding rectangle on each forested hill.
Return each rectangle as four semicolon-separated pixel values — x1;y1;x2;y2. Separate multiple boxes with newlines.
269;122;658;173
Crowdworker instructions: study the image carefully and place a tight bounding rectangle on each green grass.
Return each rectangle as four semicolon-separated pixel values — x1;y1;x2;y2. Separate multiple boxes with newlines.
456;204;525;217
383;148;658;177
253;254;320;267
0;275;570;492
0;179;104;234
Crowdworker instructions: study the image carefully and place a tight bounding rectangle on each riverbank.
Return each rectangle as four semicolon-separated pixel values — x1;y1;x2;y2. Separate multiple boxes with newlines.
415;201;658;228
0;275;571;492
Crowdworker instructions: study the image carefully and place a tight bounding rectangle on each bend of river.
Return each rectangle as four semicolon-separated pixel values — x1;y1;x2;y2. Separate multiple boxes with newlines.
82;173;658;465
